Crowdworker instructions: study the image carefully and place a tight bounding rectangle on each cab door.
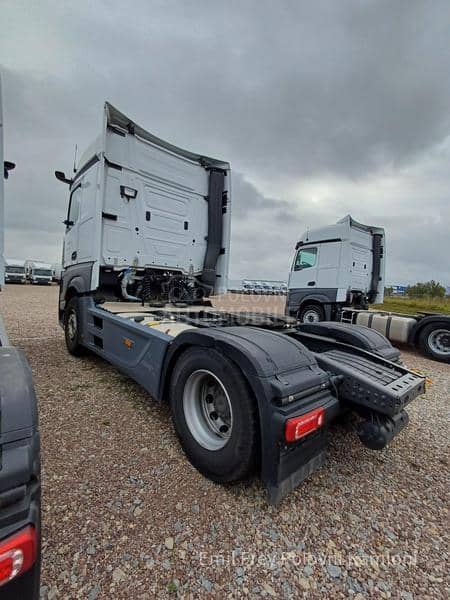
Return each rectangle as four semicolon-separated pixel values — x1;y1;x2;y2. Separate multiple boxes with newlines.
63;184;82;267
289;245;319;290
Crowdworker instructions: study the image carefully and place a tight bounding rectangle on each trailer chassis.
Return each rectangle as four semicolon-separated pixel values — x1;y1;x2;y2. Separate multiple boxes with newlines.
340;307;450;363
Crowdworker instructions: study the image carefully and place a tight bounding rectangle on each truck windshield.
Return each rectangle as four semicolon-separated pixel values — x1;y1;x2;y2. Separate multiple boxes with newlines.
34;269;52;276
6;266;24;274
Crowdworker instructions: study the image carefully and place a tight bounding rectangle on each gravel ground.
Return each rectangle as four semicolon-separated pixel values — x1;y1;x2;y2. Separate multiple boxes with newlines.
1;284;449;599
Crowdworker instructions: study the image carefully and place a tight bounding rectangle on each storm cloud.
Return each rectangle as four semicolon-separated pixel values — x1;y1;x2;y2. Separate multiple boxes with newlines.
1;0;449;284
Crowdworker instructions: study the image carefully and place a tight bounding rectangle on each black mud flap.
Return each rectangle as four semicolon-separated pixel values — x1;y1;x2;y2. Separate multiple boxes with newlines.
261;393;340;505
266;435;327;505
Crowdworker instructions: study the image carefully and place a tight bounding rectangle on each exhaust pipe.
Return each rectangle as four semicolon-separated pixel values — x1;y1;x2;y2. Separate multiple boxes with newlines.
357;410;409;450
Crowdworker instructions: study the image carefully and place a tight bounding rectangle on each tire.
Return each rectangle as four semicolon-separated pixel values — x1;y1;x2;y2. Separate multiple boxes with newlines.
418;322;450;363
169;348;259;483
298;304;325;324
64;297;85;356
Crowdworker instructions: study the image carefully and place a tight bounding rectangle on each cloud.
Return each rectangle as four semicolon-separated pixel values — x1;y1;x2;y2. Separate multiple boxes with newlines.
1;0;450;285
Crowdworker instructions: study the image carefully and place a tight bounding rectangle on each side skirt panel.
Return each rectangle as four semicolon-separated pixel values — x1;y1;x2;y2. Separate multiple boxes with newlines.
79;297;171;400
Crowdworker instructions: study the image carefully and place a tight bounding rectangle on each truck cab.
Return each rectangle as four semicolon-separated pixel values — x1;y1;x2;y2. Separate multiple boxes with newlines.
25;261;53;285
4;258;26;284
286;215;385;322
56;102;231;313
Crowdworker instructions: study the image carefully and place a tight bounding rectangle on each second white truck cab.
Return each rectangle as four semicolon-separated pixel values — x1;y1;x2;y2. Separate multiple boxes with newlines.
287;215;385;322
4;258;27;283
25;261;53;285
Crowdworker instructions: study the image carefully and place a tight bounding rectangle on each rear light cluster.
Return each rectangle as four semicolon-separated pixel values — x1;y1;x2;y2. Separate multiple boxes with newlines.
285;407;325;442
0;526;37;587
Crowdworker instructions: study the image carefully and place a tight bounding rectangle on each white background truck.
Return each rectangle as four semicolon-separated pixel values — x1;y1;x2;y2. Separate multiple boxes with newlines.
25;261;53;285
4;258;27;284
0;74;41;598
286;216;450;363
55;102;426;504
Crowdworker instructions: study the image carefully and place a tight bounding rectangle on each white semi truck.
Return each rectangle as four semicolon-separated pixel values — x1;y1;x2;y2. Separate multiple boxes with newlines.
25;261;53;285
4;258;27;284
0;74;41;598
55;102;427;504
286;216;450;363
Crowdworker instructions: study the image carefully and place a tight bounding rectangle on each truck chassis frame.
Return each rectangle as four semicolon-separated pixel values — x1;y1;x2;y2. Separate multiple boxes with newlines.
60;294;425;504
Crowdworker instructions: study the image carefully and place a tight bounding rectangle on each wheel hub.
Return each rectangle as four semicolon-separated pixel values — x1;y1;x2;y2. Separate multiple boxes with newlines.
302;309;321;323
428;328;450;356
183;370;233;451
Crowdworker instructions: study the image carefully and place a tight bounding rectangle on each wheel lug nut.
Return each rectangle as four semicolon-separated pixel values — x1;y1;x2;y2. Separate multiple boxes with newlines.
210;411;218;420
219;425;228;433
205;394;214;403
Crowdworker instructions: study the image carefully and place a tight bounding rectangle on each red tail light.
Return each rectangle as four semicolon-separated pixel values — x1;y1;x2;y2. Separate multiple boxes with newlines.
285;407;325;442
0;526;37;587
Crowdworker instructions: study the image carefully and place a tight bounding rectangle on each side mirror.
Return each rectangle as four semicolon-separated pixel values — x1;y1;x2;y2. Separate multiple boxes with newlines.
55;170;73;185
4;161;16;179
63;219;74;228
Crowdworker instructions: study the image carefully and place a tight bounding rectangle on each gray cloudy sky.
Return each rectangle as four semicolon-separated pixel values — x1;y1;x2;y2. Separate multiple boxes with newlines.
1;0;450;285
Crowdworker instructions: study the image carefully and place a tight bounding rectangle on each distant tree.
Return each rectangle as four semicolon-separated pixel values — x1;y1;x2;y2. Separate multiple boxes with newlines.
407;280;445;298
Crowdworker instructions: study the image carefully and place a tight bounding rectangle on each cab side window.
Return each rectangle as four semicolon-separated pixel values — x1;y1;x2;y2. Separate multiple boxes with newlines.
294;247;317;271
67;185;81;228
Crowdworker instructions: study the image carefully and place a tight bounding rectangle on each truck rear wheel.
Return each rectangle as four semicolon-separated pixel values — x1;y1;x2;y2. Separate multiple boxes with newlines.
169;348;258;483
418;322;450;363
298;304;325;323
64;297;85;356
